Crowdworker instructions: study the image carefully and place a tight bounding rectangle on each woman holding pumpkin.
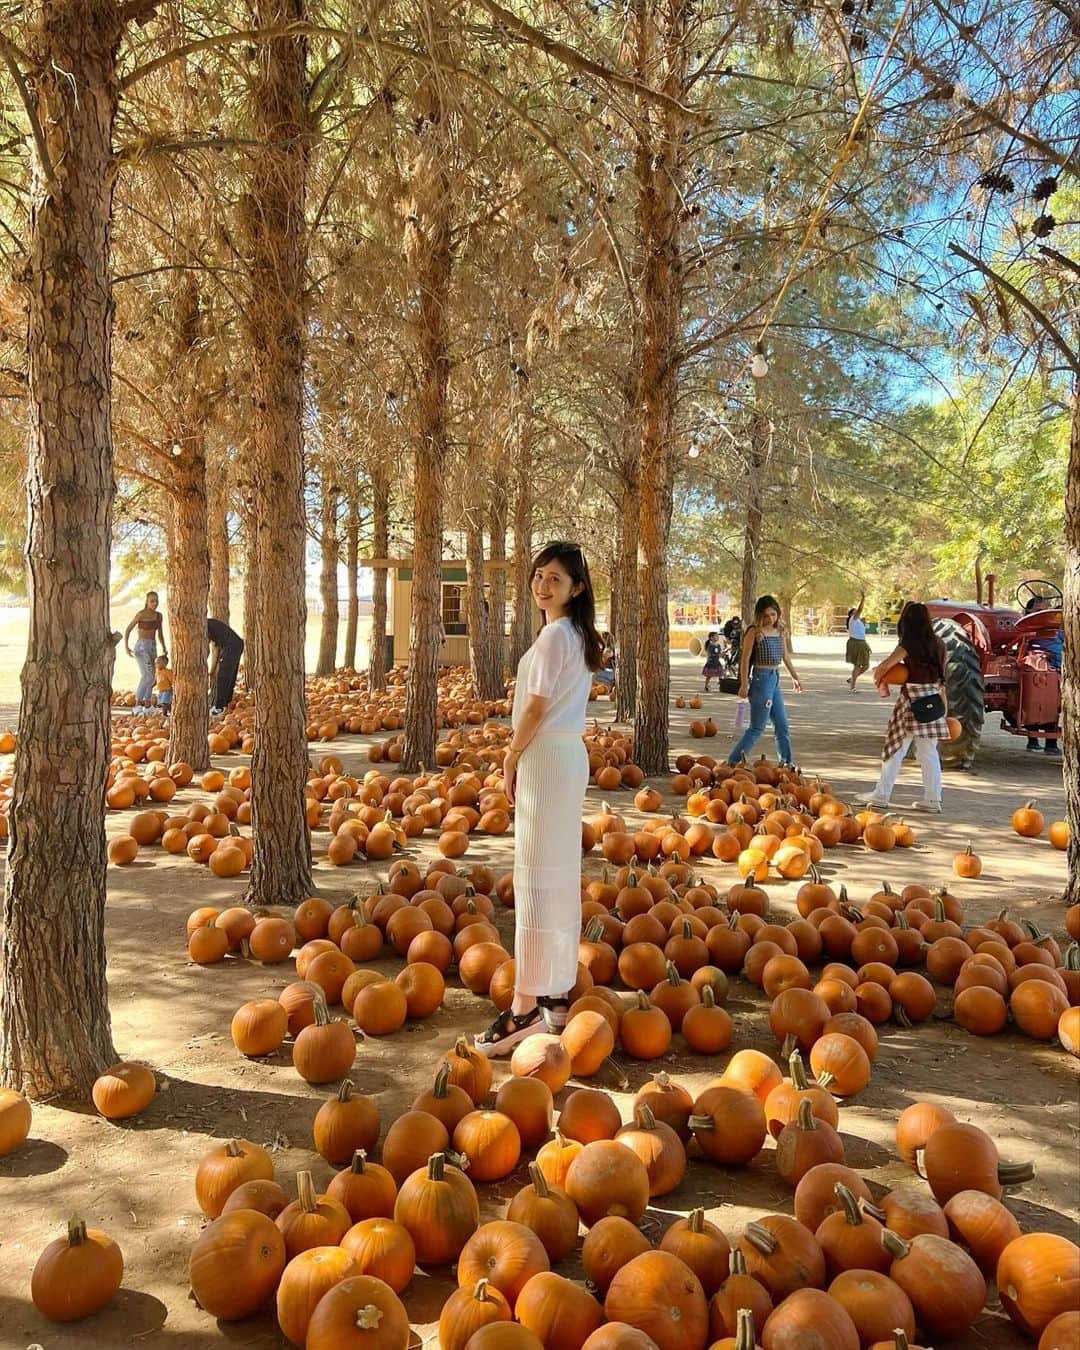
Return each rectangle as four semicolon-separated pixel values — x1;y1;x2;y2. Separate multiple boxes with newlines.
866;601;949;813
475;541;605;1056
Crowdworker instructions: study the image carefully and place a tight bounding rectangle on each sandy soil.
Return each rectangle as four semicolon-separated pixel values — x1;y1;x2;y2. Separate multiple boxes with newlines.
0;638;1076;1349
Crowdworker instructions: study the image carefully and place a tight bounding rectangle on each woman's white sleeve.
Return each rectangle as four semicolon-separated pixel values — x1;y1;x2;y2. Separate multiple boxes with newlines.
525;624;570;697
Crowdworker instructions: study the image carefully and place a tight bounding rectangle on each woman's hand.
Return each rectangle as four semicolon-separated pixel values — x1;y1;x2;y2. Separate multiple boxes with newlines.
503;750;519;806
737;683;748;700
791;677;803;693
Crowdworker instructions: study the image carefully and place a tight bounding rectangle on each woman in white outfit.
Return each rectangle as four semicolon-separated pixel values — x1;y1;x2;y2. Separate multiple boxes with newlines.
476;541;604;1056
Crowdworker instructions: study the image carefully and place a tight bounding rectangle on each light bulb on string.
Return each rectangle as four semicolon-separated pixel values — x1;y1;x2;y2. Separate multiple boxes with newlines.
688;444;701;458
750;343;769;379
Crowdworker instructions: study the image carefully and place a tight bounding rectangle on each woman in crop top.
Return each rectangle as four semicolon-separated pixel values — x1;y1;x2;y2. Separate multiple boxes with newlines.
866;601;949;813
123;591;167;710
475;541;605;1056
728;593;802;766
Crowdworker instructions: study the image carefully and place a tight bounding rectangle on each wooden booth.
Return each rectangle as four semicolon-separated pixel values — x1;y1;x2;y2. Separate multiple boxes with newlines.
364;557;517;667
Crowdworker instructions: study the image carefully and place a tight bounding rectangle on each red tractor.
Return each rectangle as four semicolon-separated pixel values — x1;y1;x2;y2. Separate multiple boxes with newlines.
924;576;1063;769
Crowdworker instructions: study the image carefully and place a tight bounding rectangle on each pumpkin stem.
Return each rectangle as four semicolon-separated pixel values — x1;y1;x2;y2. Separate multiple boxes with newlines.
432;1063;451;1099
527;1161;550;1198
636;991;652;1011
687;1207;705;1233
473;1278;490;1301
665;961;682;986
651;1071;671;1089
225;1139;245;1158
729;1247;747;1276
701;985;716;1008
687;1114;716;1132
788;1050;809;1091
67;1217;87;1246
815;1070;836;1092
728;910;741;929
860;1198;887;1222
781;1032;797;1062
454;1036;476;1059
734;1308;756;1350
336;1079;355;1103
584;918;606;943
309;986;331;1027
998;1160;1036;1186
889;1333;910;1350
894;912;910;929
933;897;946;922
349;1149;368;1174
427;1152;446;1181
354;1304;384;1330
880;1228;911;1260
743;1222;778;1255
682;918;693;939
635;1105;658;1131
796;1097;818;1132
835;1183;863;1226
296;1170;318;1213
1065;941;1080;971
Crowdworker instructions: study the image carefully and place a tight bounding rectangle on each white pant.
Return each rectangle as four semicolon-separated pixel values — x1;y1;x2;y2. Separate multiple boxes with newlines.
873;736;942;806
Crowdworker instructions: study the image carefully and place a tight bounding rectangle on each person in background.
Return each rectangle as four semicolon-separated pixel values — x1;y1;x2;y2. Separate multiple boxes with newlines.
866;601;949;813
1025;595;1063;756
729;595;802;765
153;654;173;715
594;631;616;690
208;618;244;716
123;590;167;711
701;630;724;692
845;591;872;690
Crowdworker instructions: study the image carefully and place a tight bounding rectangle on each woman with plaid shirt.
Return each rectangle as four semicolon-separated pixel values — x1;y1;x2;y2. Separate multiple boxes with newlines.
866;602;949;814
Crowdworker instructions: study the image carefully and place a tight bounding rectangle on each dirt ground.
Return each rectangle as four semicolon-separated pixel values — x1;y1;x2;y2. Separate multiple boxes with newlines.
0;637;1077;1349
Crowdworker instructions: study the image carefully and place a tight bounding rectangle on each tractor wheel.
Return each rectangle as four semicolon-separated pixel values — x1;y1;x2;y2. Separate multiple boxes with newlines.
934;618;985;769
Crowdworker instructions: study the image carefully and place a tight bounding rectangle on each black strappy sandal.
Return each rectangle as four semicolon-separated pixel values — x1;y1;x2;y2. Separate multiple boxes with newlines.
474;1005;542;1058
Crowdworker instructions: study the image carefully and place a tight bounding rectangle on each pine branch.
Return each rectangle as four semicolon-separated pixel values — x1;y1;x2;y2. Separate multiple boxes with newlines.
949;241;1080;375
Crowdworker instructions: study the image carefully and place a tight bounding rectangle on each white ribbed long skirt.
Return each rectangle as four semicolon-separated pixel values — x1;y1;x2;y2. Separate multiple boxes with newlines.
513;731;589;997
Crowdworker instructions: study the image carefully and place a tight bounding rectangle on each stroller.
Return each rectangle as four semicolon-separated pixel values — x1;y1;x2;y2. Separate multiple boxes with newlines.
720;617;743;678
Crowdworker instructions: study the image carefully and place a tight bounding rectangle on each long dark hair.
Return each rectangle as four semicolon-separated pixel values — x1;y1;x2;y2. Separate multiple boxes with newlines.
531;540;605;671
898;602;943;679
753;594;781;625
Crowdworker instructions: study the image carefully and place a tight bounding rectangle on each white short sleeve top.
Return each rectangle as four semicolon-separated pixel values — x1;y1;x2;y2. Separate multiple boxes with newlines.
512;617;591;735
848;616;867;640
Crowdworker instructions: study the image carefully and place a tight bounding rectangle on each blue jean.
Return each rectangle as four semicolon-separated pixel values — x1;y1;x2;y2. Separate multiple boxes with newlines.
133;637;157;704
729;667;792;764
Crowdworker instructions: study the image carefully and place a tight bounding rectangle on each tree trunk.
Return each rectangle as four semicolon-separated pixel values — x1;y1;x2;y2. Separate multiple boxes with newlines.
614;458;640;724
740;399;770;626
465;503;489;695
402;26;453;774
631;0;688;776
510;396;534;668
315;462;339;675
167;273;210;770
241;0;312;905
241;505;258;688
367;458;390;689
1063;389;1079;905
207;451;230;623
1;0;121;1097
343;477;360;670
486;488;508;698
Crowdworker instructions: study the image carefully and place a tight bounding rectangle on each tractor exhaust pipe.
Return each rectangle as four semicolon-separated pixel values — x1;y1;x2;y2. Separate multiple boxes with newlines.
987;573;996;608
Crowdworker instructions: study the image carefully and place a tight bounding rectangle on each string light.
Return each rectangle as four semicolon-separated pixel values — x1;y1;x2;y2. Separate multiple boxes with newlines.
750;345;769;379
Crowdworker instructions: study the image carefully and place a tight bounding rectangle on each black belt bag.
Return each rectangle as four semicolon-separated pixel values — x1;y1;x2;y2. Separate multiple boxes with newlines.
909;692;945;723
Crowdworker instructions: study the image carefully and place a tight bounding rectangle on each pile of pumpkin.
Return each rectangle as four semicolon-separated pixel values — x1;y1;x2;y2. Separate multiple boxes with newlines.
681;758;922;875
11;1027;1077;1348
183;855;740;1066
107;765;252;873
706;869;1080;1057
